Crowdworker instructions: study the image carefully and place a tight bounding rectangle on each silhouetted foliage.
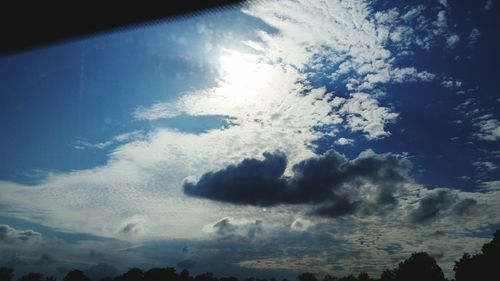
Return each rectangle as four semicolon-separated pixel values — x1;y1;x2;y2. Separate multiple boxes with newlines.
297;273;318;281
357;272;370;281
322;275;337;281
394;252;445;281
0;267;14;281
220;276;239;281
194;272;218;281
18;273;43;281
179;269;191;281
337;275;356;281
63;270;91;281
143;267;178;281
379;269;395;281
453;229;500;281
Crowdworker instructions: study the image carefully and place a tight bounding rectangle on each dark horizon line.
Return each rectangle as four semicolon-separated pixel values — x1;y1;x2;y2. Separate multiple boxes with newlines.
2;228;499;281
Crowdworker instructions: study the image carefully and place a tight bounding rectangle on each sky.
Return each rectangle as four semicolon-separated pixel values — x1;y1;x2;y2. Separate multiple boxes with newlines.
0;0;499;280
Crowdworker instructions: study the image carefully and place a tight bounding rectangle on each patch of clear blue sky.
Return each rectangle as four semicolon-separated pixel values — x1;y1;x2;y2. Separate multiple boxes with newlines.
0;7;275;184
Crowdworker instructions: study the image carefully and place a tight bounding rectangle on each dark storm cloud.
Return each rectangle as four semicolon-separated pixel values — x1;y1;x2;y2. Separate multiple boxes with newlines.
452;198;478;216
184;152;288;206
410;190;457;223
410;190;479;223
120;223;141;235
184;150;410;217
311;198;359;217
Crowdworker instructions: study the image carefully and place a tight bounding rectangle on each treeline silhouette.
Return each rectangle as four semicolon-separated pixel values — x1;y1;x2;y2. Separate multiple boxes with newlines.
1;229;499;281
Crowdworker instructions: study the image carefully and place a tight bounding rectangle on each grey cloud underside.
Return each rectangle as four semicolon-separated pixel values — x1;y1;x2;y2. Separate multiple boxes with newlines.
212;218;264;241
183;150;411;217
410;190;479;223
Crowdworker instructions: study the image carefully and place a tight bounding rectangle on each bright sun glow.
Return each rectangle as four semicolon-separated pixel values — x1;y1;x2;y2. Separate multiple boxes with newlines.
217;49;270;101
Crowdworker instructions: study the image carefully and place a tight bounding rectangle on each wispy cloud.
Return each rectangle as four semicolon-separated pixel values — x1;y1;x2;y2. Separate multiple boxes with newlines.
73;131;145;150
484;0;494;11
474;118;500;141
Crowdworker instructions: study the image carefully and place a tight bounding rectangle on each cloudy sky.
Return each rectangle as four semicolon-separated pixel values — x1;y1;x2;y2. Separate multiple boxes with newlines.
1;0;499;279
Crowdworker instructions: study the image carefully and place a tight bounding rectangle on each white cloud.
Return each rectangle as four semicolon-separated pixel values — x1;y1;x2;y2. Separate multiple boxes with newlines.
441;77;463;89
454;97;476;111
474;119;500;141
401;5;426;22
336;93;399;139
133;102;181;121
244;0;437;91
435;10;447;29
335;138;354;146
74;131;145;150
0;224;42;245
290;217;316;231
473;161;498;171
391;67;436;83
446;34;460;48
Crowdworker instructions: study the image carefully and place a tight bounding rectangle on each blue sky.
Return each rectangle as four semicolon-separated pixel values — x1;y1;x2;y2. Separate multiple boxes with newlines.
1;0;499;280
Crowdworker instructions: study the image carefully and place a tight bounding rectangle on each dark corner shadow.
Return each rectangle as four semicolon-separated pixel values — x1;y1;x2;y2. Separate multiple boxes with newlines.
0;1;246;56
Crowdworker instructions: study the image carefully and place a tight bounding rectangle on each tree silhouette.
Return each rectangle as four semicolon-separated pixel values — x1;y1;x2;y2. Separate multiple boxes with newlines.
379;269;396;281
220;276;239;281
18;273;43;281
357;272;370;281
63;270;91;281
454;229;500;281
0;267;14;281
297;273;318;281
143;267;178;281
337;275;356;281
394;252;445;281
116;268;144;281
322;274;337;281
194;272;218;281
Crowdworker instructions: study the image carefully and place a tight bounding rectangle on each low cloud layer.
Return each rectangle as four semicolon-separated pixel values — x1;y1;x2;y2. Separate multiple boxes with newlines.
0;224;42;244
184;150;410;217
